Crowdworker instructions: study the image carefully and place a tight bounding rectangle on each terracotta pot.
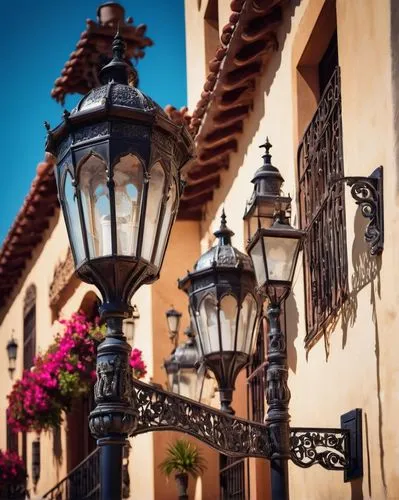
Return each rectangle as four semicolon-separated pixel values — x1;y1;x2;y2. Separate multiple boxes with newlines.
175;472;189;500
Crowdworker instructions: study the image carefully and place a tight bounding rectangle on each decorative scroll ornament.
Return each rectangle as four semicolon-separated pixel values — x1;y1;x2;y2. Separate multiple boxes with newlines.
130;379;273;459
290;428;349;470
49;248;76;307
95;356;133;404
336;166;384;256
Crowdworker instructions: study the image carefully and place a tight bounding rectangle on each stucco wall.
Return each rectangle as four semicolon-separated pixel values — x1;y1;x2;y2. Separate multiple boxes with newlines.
184;0;399;498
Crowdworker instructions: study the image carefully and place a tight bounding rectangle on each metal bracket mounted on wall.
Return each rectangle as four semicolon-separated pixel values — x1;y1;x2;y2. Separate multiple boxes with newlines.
290;408;363;480
341;408;363;482
335;166;383;256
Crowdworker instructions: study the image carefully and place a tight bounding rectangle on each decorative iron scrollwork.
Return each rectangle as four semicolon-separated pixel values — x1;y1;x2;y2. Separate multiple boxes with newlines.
340;166;384;256
130;379;273;459
290;427;350;470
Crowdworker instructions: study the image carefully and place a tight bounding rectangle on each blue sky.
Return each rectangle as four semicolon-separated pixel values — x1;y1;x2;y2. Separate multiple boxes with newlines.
0;1;187;244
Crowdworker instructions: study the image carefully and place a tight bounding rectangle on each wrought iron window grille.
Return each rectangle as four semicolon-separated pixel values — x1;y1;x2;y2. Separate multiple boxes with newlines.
297;66;348;345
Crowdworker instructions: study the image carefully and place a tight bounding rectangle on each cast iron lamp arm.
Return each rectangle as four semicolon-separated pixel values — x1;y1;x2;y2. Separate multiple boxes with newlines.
127;377;356;472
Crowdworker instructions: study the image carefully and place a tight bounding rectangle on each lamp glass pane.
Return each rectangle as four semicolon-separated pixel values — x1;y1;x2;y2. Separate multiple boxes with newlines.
237;294;258;353
219;295;238;351
249;238;267;287
154;180;177;268
64;171;85;265
80;155;111;258
113;154;143;256
142;162;165;262
263;235;299;282
198;295;218;355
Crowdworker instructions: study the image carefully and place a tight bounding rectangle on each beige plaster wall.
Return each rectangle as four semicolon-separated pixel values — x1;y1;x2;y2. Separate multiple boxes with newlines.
184;0;399;497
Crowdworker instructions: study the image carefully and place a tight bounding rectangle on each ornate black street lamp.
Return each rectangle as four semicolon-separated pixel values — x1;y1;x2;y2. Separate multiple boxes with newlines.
163;324;205;400
179;211;261;414
46;31;194;500
165;306;182;346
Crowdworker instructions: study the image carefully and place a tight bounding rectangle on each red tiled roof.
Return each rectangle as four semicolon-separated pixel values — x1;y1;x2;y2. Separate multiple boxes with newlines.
0;156;58;308
51;19;152;104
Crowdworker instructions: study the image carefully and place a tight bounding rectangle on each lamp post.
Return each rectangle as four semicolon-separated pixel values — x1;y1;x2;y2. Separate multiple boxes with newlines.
47;33;361;499
165;306;182;346
46;31;194;499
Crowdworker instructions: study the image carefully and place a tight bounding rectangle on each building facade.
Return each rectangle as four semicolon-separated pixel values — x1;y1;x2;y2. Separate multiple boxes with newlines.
1;0;399;499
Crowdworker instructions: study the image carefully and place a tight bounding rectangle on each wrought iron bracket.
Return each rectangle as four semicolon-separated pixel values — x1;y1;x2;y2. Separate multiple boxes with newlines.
335;166;383;256
290;408;362;478
130;379;274;459
129;380;362;479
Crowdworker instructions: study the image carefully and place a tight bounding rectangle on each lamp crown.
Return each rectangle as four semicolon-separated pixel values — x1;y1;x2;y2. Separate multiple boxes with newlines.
100;29;138;85
214;209;234;246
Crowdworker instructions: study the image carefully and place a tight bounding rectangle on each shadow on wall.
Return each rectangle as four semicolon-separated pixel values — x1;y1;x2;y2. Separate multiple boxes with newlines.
319;207;381;359
203;0;301;228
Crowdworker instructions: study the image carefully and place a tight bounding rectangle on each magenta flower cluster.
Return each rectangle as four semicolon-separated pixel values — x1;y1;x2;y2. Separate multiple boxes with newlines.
7;313;104;433
0;450;26;485
130;348;147;379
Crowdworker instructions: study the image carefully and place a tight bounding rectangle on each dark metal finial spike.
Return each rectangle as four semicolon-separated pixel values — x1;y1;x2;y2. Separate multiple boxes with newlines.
259;137;273;163
221;208;227;229
112;26;126;61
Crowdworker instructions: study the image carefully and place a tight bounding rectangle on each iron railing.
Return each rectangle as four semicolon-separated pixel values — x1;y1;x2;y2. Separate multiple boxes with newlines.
42;447;100;500
220;457;246;500
297;66;348;346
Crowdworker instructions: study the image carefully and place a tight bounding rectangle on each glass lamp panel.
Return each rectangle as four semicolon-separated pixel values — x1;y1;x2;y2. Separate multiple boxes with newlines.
219;295;238;352
142;162;165;262
249;238;267;288
198;295;218;355
168;372;179;393
64;171;85;265
237;294;258;354
263;235;299;282
154;180;177;268
113;154;143;256
245;295;259;353
79;155;110;258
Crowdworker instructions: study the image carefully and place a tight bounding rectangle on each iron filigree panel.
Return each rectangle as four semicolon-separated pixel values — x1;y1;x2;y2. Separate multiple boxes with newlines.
297;66;348;345
290;427;349;470
130;379;273;459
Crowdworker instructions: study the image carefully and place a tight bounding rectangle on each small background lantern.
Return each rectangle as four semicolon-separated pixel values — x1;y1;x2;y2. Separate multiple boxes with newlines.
6;333;18;378
179;211;261;413
163;324;204;400
165;307;182;346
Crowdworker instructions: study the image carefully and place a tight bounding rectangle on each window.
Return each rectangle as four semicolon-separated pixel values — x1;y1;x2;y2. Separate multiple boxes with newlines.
23;284;36;369
297;31;348;346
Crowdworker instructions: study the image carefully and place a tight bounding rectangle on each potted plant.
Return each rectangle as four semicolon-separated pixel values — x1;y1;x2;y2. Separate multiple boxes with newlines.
0;450;27;500
159;439;207;500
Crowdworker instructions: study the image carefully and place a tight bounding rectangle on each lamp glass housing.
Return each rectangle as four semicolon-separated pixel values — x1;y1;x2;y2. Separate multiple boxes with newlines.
247;216;304;301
